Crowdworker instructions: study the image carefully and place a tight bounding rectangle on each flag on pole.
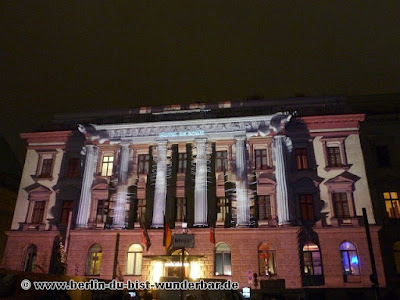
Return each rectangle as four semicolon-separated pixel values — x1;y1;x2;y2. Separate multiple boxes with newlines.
141;219;151;251
163;215;172;251
210;226;215;244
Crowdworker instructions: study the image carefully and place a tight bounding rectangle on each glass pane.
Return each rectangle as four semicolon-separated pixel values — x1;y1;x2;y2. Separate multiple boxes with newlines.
126;252;134;274
391;192;398;199
215;253;222;275
384;192;391;199
223;253;232;275
135;253;142;275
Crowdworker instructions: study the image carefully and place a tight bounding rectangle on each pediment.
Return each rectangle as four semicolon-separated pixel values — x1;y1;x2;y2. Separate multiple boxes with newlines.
92;178;109;190
257;173;276;185
324;172;360;185
24;183;52;195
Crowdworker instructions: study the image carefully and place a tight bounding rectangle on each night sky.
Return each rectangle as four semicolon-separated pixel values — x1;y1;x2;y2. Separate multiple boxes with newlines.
2;1;400;163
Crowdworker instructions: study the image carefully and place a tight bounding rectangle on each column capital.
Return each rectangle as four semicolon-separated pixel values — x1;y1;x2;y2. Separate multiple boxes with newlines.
195;137;208;144
234;135;247;141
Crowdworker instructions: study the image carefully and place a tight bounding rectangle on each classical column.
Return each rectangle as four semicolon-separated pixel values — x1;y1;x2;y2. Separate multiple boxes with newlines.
76;145;98;228
151;140;168;228
113;143;130;228
194;138;208;226
235;136;250;226
273;135;291;225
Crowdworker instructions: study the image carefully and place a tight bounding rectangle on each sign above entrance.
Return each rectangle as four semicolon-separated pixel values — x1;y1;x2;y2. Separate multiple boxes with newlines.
159;131;204;138
173;234;195;248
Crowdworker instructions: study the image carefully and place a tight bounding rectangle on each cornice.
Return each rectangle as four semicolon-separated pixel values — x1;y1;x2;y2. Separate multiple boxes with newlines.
20;131;73;145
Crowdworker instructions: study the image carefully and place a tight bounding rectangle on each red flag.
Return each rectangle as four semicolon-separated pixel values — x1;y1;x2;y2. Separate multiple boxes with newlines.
210;226;215;244
141;220;151;251
163;216;172;251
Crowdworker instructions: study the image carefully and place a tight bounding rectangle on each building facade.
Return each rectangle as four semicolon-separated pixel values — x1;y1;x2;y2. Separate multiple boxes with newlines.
1;97;387;299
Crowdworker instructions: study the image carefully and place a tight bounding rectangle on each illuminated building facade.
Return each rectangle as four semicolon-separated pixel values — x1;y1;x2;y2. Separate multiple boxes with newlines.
1;96;389;299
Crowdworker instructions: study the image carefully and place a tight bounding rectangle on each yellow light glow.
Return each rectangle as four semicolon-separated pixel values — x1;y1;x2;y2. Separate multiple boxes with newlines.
190;262;201;280
152;261;163;283
165;262;189;267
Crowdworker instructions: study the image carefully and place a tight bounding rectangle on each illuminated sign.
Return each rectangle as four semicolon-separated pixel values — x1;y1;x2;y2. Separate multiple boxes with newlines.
159;131;204;138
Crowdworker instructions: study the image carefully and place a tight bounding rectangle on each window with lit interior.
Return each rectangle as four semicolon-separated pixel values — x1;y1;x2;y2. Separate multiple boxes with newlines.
126;244;142;275
101;155;114;176
339;241;360;280
302;243;322;275
215;243;231;276
384;192;400;218
258;242;276;276
393;241;400;274
86;244;102;275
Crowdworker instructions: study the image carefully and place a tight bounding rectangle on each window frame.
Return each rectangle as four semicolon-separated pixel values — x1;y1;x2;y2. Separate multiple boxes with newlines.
299;194;315;221
35;151;57;179
339;241;360;280
254;149;269;170
100;154;114;177
215;151;228;172
66;157;80;178
60;200;73;224
258;195;272;221
332;192;350;220
138;154;150;175
178;153;187;173
215;243;232;276
86;244;102;276
295;148;309;170
126;244;143;276
302;243;323;276
321;137;348;170
176;197;186;222
258;242;276;276
393;241;400;274
384;191;400;219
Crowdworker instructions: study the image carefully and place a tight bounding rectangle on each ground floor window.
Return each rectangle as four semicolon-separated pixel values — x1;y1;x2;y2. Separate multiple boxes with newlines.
22;244;37;272
215;243;231;276
86;244;102;275
302;243;322;275
126;244;142;275
340;241;360;279
258;242;276;276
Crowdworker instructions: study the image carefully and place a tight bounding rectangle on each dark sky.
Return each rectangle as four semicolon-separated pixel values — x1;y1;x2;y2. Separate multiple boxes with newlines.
2;1;400;162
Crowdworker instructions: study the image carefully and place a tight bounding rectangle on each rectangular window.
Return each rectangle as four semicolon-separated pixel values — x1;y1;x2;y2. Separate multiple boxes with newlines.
40;158;53;178
178;153;187;173
376;145;391;167
255;149;268;170
137;199;146;223
295;148;309;170
138;154;150;174
258;195;272;220
217;198;229;222
299;194;314;221
60;200;73;224
66;157;80;178
176;197;186;222
384;192;400;218
332;192;350;219
96;200;105;223
101;155;114;176
31;201;45;224
327;146;342;167
216;151;228;172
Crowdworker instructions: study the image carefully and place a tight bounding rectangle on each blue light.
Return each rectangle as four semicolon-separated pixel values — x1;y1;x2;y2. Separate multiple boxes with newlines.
351;256;359;265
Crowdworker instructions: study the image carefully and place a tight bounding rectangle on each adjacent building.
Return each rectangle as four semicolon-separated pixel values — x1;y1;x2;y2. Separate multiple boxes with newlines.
1;96;390;299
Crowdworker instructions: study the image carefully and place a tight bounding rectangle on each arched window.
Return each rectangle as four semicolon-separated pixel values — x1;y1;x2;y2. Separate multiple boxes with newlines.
340;241;360;277
302;243;322;275
22;244;37;272
215;243;231;276
393;241;400;273
126;244;143;275
258;242;276;276
86;244;102;275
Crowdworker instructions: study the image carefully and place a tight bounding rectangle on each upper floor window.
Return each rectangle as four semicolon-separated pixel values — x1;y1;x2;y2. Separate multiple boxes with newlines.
22;244;37;272
176;197;186;222
376;145;391;167
60;200;73;224
66;157;80;178
216;151;228;172
96;200;106;224
302;243;322;275
126;244;143;275
215;243;231;276
101;155;114;176
384;192;400;218
136;199;146;223
178;153;187;173
332;192;350;220
36;152;56;179
86;244;102;275
255;149;268;170
31;201;46;224
217;198;229;222
295;148;309;170
138;154;150;174
258;195;272;220
258;242;276;276
299;194;314;221
393;241;400;274
339;241;360;279
321;138;347;169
